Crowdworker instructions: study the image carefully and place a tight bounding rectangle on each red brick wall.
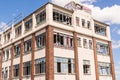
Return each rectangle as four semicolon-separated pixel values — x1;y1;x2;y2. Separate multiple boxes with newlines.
73;32;80;80
45;26;54;80
108;41;116;80
93;37;99;80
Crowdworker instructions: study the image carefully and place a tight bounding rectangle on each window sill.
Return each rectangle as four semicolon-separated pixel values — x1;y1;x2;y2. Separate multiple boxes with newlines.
99;74;112;76
54;45;74;50
24;28;32;34
34;73;45;76
83;26;91;30
35;46;45;51
2;59;11;62
53;21;72;27
35;21;46;27
97;53;109;56
22;75;31;78
95;33;107;37
84;73;91;75
13;77;19;79
83;47;88;49
14;55;20;59
15;34;22;38
55;73;75;75
24;51;32;55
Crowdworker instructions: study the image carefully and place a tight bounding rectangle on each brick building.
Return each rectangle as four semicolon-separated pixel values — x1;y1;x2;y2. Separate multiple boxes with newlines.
0;1;116;80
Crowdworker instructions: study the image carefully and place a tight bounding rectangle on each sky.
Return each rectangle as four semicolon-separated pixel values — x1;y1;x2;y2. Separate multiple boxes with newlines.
0;0;120;80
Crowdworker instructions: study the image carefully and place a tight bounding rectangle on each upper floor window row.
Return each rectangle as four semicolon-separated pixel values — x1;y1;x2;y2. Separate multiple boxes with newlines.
95;24;106;36
53;9;72;25
36;10;46;25
97;42;109;55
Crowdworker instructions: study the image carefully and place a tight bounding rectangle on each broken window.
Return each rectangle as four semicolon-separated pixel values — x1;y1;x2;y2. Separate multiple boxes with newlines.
97;42;109;55
54;32;73;48
98;62;111;75
53;9;72;25
36;10;46;25
95;24;106;36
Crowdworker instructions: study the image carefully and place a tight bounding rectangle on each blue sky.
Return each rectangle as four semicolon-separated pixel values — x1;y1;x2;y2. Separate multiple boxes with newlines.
0;0;120;80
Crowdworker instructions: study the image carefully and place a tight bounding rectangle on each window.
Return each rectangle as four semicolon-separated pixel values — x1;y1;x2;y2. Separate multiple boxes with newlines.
89;40;93;49
14;44;20;57
4;35;6;43
53;10;72;25
77;38;81;47
2;68;4;79
83;60;90;74
7;32;10;41
97;42;109;55
13;64;19;77
15;25;22;37
54;57;74;73
4;67;8;78
35;58;45;74
25;19;33;31
54;33;74;48
95;24;106;36
98;62;111;75
76;17;80;26
82;19;85;27
24;39;32;52
87;21;91;29
6;49;9;60
36;10;46;25
2;51;5;61
83;38;88;48
23;61;31;76
36;33;45;48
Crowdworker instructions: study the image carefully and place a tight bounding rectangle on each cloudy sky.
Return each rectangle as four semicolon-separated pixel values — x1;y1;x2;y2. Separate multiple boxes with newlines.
0;0;120;80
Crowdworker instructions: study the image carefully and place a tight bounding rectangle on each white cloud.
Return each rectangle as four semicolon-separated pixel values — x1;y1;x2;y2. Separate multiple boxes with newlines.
117;29;120;35
51;0;95;6
86;4;120;24
112;40;120;49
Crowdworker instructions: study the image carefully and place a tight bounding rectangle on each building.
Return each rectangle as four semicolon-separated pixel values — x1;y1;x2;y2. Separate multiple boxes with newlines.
0;1;116;80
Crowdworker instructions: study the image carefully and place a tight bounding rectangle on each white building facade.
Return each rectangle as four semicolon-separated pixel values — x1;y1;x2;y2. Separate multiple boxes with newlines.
0;1;116;80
